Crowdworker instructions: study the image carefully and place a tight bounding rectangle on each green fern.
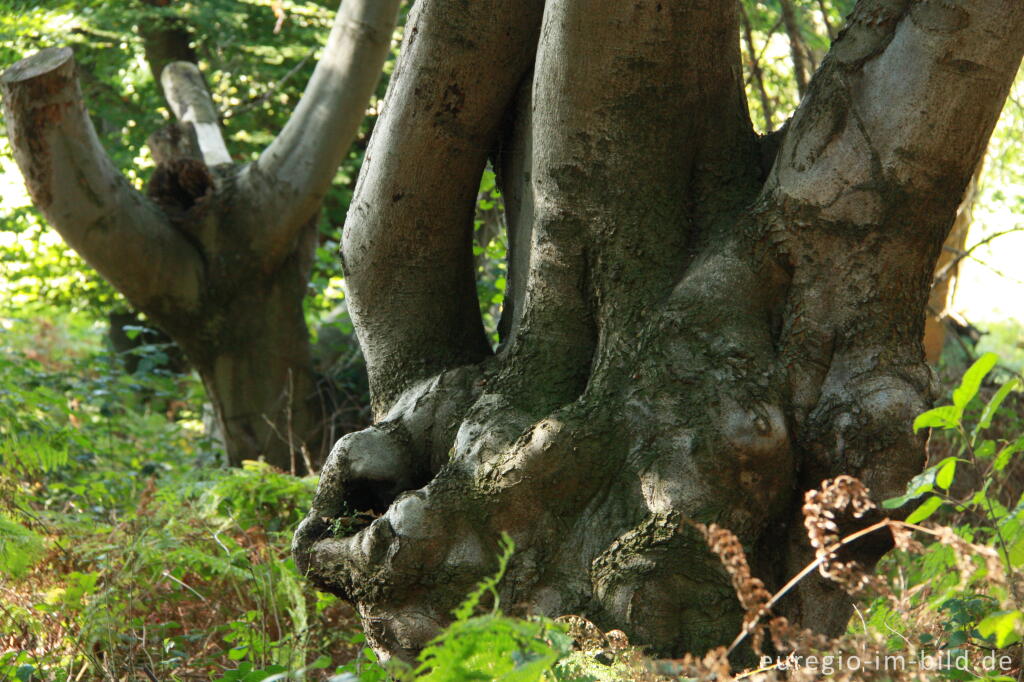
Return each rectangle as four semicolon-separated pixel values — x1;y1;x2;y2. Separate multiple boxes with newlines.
0;515;47;578
0;432;69;474
412;533;572;681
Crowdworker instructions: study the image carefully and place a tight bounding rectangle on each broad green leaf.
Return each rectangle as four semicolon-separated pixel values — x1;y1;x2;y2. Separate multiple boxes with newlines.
310;655;332;669
952;352;998;410
913;405;960;433
976;377;1019;433
936;458;958;490
905;495;944;524
976;440;997;459
977;611;1023;648
883;462;946;508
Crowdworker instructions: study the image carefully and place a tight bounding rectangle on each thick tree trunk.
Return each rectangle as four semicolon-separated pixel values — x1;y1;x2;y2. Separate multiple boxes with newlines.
2;0;400;470
163;218;328;471
293;0;1024;663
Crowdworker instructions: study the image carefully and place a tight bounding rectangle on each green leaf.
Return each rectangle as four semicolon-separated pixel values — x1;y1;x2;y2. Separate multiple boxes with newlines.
976;377;1019;432
905;495;944;524
310;655;332;669
936;458;958;490
1009;534;1024;568
913;405;960;433
883;462;946;508
994;437;1024;472
977;611;1023;647
947;630;968;647
952;352;998;410
976;440;997;459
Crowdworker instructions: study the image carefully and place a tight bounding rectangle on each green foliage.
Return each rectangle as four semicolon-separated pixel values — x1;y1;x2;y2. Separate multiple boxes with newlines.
0;515;46;579
474;167;509;345
0;309;356;681
413;534;572;681
331;534;580;682
870;352;1024;676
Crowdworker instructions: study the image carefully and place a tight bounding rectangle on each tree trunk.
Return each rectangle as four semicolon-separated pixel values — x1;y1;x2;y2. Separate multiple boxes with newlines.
1;0;401;470
138;0;198;99
292;0;1024;662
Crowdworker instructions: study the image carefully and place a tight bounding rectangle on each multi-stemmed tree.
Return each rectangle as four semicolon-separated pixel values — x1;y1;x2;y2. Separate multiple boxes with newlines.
2;0;400;470
291;0;1024;661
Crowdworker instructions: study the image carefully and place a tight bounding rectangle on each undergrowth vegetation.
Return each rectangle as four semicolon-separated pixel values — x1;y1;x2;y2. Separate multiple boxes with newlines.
2;308;1023;681
0;310;362;680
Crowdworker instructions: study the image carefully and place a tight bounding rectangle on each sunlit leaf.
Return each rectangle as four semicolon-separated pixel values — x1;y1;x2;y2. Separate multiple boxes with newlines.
977;377;1019;433
883;460;950;508
952;352;998;410
977;611;1023;647
905;495;944;524
936;458;957;490
994;436;1024;472
913;405;960;433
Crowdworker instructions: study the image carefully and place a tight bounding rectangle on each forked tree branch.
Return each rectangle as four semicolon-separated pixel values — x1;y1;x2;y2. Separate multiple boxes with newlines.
237;0;400;263
1;47;204;315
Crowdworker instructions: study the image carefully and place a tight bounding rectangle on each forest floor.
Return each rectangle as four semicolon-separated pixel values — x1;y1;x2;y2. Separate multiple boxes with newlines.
2;307;1023;681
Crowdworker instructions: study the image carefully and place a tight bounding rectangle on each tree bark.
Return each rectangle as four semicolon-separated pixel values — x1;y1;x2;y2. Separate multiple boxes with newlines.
2;0;400;470
293;0;1024;663
138;0;197;99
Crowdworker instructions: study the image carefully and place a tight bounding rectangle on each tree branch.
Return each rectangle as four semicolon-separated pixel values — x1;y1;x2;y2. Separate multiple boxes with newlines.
161;61;231;166
817;0;837;42
768;0;1024;238
765;0;1024;509
138;0;197;100
1;47;204;316
779;0;810;95
236;0;400;263
342;0;545;414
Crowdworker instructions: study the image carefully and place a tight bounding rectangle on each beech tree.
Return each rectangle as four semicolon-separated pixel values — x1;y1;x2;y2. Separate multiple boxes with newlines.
1;0;400;470
290;0;1024;662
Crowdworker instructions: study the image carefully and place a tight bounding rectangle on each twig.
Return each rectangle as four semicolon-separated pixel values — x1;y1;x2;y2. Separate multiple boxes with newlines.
223;50;315;120
726;518;894;655
161;570;207;602
934;225;1024;287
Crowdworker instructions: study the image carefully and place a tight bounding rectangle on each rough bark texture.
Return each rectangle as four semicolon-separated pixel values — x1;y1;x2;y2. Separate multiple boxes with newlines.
293;0;1024;662
2;0;400;470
